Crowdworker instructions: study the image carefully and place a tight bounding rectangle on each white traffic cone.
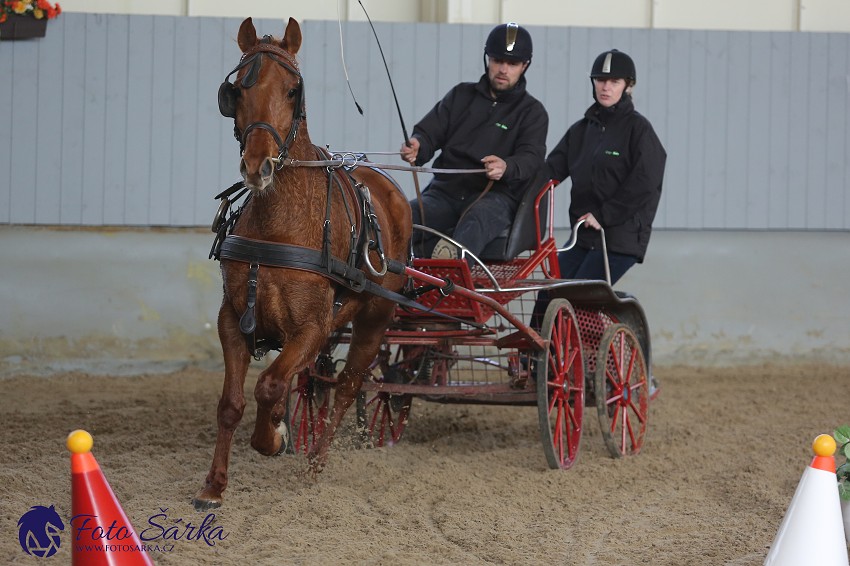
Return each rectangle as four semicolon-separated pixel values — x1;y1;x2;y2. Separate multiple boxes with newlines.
765;434;849;565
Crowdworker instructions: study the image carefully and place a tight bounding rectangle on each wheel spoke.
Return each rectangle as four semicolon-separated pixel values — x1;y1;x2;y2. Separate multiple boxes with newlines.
555;397;565;462
291;389;311;453
537;299;584;470
623;408;637;449
624;348;637;387
620;406;628;451
627;398;648;424
609;402;621;434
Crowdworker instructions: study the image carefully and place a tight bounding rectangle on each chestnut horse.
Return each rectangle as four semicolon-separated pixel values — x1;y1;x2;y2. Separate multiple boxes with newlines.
193;17;412;510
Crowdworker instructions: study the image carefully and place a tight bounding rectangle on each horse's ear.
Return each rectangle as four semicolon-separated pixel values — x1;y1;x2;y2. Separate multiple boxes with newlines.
237;17;258;52
281;17;302;55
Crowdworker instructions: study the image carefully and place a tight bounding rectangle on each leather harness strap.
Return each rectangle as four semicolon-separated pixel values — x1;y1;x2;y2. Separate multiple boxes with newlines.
219;235;485;330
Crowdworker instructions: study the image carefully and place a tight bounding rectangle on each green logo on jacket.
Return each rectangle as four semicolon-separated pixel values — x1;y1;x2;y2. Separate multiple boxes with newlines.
604;150;620;156
495;122;509;130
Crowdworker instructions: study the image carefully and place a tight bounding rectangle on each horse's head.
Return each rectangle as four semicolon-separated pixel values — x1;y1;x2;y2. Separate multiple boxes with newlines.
219;17;304;192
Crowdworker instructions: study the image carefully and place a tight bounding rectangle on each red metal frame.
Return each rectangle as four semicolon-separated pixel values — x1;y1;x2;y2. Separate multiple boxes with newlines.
291;179;653;464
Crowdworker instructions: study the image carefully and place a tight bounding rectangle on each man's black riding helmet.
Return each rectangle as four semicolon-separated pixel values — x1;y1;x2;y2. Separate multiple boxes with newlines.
484;22;533;63
590;49;636;83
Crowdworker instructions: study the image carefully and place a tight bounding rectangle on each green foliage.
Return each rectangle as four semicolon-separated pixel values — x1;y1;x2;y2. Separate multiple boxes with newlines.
835;425;850;501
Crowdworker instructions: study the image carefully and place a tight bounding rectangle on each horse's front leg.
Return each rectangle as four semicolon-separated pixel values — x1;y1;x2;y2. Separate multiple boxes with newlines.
308;302;393;472
193;305;251;511
251;341;314;456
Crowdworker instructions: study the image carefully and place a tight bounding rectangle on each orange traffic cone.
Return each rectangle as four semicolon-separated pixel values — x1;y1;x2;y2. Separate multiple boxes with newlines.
67;430;154;566
765;434;849;565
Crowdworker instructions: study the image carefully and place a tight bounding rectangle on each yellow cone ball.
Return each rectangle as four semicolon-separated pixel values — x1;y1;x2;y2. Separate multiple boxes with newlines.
812;434;836;457
67;429;93;454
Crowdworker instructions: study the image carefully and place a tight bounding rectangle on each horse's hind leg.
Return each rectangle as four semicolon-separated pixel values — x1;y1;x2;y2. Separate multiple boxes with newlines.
308;301;394;472
193;305;251;511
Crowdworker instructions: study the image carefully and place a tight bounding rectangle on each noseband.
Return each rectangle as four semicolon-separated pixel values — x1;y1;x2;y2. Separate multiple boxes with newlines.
218;36;305;164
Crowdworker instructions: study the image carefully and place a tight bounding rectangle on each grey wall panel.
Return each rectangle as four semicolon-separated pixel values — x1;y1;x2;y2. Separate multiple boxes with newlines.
724;31;750;229
102;15;130;225
825;33;848;230
35;19;63;224
125;15;154;225
194;16;230;225
3;13;849;231
149;15;177;226
768;32;792;228
645;29;673;227
169;16;201;226
9;44;39;223
685;30;707;229
367;22;398;151
538;25;574;222
663;30;693;230
0;44;10;223
339;21;371;152
59;19;86;224
786;32;810;230
805;33;829;229
80;14;108;225
216;18;245;189
746;32;772;229
702;31;729;229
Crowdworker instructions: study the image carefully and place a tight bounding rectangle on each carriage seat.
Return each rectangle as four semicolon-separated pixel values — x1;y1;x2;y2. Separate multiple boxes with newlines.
478;171;552;262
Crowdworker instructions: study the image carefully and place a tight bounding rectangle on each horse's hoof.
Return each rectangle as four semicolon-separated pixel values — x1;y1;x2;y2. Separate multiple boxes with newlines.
192;497;222;512
274;422;294;456
251;431;282;456
192;487;222;512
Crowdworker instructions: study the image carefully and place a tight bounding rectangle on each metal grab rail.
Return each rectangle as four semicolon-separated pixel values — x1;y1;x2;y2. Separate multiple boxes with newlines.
410;224;503;289
555;218;610;286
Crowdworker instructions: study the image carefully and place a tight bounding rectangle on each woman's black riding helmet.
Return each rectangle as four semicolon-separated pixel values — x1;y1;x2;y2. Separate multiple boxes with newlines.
590;49;636;83
590;49;636;103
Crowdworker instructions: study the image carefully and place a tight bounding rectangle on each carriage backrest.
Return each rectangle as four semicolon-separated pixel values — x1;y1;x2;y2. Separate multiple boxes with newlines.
479;171;553;262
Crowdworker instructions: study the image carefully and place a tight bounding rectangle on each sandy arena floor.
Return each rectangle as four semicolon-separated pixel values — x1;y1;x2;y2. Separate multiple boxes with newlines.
1;362;847;564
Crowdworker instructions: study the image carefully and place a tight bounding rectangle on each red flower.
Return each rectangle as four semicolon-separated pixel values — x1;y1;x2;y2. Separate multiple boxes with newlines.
2;0;61;19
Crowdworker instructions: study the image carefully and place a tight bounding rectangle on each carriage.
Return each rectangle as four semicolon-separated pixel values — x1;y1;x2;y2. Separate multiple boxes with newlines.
283;176;655;470
194;16;654;510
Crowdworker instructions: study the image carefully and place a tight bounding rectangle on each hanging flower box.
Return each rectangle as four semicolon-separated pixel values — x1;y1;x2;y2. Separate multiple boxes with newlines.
0;1;61;41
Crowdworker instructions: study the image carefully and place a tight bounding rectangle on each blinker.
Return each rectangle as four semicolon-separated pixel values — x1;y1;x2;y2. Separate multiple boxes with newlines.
218;81;239;118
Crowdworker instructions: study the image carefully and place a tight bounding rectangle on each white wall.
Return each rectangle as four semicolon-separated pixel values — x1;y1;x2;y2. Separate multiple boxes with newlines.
2;227;848;375
56;0;850;31
503;0;652;29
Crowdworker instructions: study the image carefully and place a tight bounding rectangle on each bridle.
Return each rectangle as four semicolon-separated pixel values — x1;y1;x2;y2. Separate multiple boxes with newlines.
218;36;305;166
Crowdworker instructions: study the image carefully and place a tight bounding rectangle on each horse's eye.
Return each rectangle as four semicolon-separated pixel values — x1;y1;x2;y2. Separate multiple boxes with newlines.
287;88;298;99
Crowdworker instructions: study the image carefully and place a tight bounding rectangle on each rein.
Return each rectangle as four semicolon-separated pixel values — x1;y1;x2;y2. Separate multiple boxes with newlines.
278;154;486;175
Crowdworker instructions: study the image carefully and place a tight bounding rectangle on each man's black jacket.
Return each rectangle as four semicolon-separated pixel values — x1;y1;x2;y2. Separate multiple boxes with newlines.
412;74;548;204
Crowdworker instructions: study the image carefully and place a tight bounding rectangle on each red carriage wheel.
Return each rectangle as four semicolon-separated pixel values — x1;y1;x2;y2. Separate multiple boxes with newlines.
280;337;340;456
536;298;585;469
355;344;426;448
594;324;649;458
285;369;332;455
355;389;412;448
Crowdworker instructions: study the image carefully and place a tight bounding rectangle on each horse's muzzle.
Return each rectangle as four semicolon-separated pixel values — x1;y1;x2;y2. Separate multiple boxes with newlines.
240;155;276;191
